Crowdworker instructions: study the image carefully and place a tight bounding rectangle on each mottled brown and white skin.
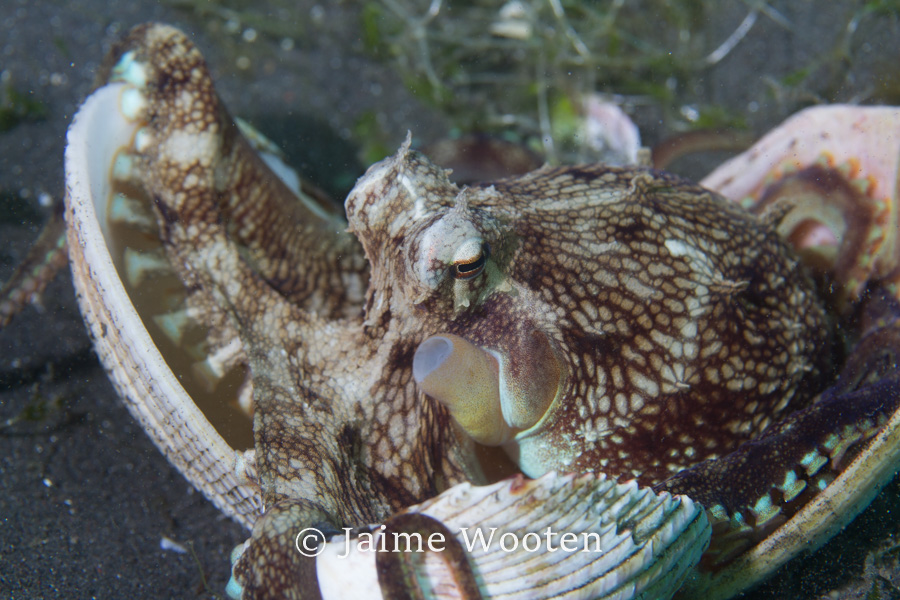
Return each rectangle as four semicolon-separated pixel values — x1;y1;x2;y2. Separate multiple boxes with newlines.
58;23;900;600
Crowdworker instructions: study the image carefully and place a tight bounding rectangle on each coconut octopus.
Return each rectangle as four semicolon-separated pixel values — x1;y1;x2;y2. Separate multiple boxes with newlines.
12;22;898;600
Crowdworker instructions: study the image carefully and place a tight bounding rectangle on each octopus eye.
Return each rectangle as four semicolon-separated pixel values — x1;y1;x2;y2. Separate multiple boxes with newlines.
452;240;490;280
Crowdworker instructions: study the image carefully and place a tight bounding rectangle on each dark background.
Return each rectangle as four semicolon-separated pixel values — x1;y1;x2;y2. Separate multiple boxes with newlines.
2;1;900;598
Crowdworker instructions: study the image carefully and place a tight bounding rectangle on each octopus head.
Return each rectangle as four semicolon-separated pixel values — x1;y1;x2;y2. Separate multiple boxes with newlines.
345;142;566;453
349;144;833;484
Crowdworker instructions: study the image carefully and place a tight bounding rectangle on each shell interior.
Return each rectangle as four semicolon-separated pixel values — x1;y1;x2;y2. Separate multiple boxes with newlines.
64;82;262;528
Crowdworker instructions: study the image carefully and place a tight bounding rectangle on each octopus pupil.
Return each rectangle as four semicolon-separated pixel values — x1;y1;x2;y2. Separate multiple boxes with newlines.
453;243;490;280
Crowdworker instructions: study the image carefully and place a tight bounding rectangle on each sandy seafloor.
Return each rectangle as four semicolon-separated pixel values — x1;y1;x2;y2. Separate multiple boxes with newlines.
2;1;900;598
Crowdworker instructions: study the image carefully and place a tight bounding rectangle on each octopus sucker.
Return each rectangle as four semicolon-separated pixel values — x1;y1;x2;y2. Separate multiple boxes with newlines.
55;21;900;600
658;290;900;553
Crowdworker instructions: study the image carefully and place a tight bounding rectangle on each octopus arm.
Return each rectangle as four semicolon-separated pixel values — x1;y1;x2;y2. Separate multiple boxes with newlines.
657;288;900;570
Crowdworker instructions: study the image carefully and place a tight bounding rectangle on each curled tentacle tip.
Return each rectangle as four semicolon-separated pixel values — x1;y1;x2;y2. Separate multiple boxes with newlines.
413;334;512;446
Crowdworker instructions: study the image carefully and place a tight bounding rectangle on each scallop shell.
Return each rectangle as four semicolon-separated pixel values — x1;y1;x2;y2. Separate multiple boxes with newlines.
314;472;710;600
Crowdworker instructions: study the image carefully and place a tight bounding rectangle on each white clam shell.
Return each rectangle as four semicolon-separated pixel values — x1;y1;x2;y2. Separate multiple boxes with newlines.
64;81;263;528
315;472;709;600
